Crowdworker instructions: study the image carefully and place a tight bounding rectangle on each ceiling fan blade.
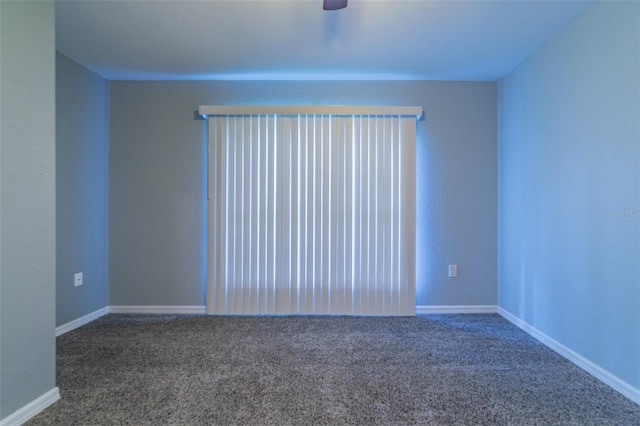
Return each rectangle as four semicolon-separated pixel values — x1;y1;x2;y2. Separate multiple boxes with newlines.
323;0;348;11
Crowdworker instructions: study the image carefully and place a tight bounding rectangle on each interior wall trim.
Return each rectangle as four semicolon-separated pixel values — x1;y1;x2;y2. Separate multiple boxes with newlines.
498;306;640;405
0;387;60;426
55;306;110;336
57;306;206;338
109;305;206;315
416;305;497;314
198;105;423;119
58;306;503;325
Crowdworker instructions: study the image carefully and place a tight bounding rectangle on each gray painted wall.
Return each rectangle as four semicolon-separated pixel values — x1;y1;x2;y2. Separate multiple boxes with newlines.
499;2;639;389
0;1;57;419
109;81;497;307
56;53;110;327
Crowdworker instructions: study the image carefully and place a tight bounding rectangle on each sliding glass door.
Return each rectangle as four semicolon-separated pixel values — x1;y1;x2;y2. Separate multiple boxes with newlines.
202;106;420;315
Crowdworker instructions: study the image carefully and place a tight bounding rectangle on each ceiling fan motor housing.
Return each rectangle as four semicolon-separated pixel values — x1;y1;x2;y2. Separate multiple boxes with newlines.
324;0;348;11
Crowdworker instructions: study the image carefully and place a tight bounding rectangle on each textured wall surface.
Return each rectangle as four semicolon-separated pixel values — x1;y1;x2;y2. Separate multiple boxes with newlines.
0;1;57;419
109;81;497;307
56;53;110;326
499;2;639;389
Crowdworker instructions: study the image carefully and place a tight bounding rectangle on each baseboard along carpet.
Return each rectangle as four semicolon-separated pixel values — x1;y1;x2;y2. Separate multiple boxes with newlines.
28;314;639;425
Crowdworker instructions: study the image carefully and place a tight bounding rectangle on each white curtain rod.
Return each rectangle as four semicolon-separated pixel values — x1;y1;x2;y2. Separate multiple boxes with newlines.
198;105;423;120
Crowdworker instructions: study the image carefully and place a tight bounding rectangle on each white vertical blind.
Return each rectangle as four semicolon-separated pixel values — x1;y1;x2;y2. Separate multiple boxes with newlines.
203;106;418;315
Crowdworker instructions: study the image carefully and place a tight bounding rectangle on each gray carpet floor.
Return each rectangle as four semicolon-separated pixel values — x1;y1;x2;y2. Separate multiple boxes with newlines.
28;314;639;425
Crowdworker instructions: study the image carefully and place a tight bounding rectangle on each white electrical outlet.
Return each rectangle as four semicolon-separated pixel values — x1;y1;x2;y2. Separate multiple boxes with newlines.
448;265;457;278
74;272;83;287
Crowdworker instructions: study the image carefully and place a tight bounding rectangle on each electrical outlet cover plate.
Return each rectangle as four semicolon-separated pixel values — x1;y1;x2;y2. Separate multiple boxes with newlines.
74;272;83;286
448;265;457;278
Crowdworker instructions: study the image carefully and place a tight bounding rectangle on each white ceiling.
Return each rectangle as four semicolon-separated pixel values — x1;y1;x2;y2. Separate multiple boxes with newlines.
55;0;594;81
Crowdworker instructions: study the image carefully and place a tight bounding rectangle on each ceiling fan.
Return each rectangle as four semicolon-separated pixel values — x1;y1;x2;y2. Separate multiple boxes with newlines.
323;0;348;11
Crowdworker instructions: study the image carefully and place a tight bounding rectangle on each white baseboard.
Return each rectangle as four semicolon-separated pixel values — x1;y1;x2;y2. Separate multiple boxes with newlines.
498;306;640;405
56;306;206;336
109;305;206;314
61;305;499;317
56;306;110;336
0;387;59;426
416;305;497;314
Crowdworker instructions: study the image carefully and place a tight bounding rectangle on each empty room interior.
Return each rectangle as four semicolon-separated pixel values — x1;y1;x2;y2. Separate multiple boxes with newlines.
1;0;639;424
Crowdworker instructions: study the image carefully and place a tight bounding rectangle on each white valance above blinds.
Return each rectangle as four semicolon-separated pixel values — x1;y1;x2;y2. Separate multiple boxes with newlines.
198;105;423;119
